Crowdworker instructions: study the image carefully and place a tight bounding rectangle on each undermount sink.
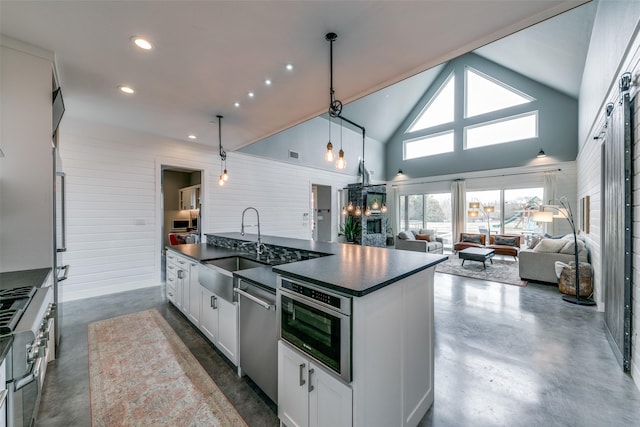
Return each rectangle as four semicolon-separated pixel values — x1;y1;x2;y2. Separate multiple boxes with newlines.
205;256;268;272
198;256;269;303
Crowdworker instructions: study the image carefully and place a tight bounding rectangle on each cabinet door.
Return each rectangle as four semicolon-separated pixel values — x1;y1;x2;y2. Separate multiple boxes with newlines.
187;262;200;325
200;286;219;343
278;341;310;427
309;362;352;427
216;297;238;365
175;256;190;313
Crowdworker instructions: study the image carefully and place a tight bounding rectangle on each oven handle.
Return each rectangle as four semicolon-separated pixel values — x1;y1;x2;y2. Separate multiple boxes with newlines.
234;288;276;311
14;357;43;392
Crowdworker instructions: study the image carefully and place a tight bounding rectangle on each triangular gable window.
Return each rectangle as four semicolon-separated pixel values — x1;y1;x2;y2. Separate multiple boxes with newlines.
407;73;454;132
465;67;534;118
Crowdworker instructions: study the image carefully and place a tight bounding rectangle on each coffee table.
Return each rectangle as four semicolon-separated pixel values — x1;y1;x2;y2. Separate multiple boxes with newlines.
458;247;495;270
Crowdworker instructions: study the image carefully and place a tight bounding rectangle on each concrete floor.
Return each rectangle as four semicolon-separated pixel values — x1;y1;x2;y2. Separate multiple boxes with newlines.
37;272;640;427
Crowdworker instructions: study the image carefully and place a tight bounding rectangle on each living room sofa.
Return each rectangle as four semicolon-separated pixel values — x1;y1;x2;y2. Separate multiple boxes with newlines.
396;229;444;254
519;234;589;283
452;233;486;252
453;233;522;259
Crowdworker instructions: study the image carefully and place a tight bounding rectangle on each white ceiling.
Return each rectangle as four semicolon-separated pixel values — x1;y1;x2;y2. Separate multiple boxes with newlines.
0;0;591;150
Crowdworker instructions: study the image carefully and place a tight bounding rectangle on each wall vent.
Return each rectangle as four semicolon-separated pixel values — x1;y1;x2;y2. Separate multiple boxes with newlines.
288;150;299;160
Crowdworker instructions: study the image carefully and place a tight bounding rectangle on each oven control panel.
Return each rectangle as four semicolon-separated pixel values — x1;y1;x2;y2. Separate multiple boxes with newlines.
280;279;350;314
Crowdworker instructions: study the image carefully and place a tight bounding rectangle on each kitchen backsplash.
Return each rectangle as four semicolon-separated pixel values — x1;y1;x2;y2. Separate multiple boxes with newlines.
206;235;328;264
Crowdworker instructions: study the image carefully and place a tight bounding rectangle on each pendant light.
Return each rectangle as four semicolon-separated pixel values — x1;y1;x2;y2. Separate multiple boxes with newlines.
325;115;335;162
324;32;367;178
335;118;346;170
217;115;228;186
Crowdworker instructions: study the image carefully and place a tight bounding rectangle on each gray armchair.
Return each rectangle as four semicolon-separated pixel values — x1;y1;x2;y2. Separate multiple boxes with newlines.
395;229;443;254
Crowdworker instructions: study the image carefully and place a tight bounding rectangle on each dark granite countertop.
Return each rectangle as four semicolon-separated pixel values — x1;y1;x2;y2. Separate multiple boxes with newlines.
0;267;52;290
169;234;447;297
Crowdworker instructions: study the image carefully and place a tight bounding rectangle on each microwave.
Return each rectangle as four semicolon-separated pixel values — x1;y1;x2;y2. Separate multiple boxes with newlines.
277;277;352;382
172;218;197;231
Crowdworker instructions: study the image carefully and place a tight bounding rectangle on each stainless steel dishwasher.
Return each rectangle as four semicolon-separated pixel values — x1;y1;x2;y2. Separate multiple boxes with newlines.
235;279;278;403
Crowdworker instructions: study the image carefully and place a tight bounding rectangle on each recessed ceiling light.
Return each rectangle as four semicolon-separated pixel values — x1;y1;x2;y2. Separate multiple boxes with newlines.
265;79;272;86
118;85;135;94
248;92;255;98
131;36;153;50
285;63;294;71
234;102;240;108
188;134;197;140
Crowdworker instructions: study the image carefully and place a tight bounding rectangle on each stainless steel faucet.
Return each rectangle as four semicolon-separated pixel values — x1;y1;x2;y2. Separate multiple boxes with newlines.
241;207;264;255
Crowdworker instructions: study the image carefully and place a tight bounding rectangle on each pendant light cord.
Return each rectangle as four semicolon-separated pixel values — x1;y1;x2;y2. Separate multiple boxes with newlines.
217;115;226;161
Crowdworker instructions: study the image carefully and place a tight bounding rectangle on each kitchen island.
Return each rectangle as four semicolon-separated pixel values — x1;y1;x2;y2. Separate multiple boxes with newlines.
167;233;447;427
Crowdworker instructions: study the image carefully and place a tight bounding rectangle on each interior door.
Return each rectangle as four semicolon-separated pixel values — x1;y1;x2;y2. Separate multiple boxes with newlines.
602;91;632;372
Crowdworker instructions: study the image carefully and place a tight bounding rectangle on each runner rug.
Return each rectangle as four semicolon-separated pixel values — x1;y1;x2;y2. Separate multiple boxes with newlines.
435;255;527;287
88;309;247;427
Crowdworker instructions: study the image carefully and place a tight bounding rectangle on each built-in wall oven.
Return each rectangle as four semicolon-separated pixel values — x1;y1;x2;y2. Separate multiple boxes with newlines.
277;277;352;383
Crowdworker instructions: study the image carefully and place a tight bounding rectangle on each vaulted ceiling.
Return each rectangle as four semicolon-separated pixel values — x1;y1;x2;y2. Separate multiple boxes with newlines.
0;1;592;150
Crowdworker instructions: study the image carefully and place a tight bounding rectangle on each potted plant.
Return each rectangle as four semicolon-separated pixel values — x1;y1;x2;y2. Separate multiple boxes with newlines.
339;215;362;243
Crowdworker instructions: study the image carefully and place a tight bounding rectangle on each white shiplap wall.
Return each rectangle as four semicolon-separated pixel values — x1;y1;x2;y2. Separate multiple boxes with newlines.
60;118;358;302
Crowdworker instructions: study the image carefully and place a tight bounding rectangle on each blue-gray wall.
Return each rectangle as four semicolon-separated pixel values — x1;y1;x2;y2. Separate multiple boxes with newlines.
385;52;578;180
239;115;386;181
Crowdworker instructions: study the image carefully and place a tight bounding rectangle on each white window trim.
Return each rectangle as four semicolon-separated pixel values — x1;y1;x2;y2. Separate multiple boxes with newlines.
464;66;535;119
463;110;538;150
403;130;455;160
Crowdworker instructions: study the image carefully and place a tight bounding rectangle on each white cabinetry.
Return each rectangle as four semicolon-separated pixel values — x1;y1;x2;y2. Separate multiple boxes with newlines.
199;286;238;364
187;261;200;325
165;250;197;318
179;185;200;210
199;286;219;342
278;341;352;427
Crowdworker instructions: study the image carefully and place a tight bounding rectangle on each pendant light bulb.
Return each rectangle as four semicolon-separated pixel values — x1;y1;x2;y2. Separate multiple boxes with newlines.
354;205;362;217
335;149;346;170
341;206;347;216
223;168;229;181
325;142;335;162
364;206;371;217
219;175;225;186
371;199;379;210
381;203;388;213
347;201;354;212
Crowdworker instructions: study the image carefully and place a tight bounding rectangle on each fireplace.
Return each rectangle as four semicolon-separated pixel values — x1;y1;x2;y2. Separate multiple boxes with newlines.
367;218;382;234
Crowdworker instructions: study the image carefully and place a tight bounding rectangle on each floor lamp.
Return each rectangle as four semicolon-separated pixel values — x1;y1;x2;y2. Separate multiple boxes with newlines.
468;201;494;242
532;197;595;306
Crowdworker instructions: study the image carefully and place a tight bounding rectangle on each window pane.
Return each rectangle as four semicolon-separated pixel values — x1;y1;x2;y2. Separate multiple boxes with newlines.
425;193;452;248
465;112;537;149
465;68;532;117
408;74;455;132
504;188;543;237
404;131;454;160
407;195;424;230
466;190;500;235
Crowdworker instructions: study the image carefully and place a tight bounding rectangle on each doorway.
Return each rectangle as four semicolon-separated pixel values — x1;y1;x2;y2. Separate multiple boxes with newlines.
311;184;332;242
161;166;203;278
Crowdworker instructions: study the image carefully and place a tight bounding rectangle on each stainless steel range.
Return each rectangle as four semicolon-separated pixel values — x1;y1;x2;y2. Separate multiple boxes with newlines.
0;284;54;427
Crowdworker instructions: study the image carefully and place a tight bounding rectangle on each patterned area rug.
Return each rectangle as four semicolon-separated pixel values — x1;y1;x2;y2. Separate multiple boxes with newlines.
436;255;527;287
88;309;247;427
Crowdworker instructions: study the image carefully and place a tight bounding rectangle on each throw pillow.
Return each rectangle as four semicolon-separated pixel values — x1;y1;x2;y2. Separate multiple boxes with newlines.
416;234;431;242
533;238;567;253
544;233;565;239
560;239;586;255
398;231;415;240
494;236;518;246
461;234;482;244
528;236;541;249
